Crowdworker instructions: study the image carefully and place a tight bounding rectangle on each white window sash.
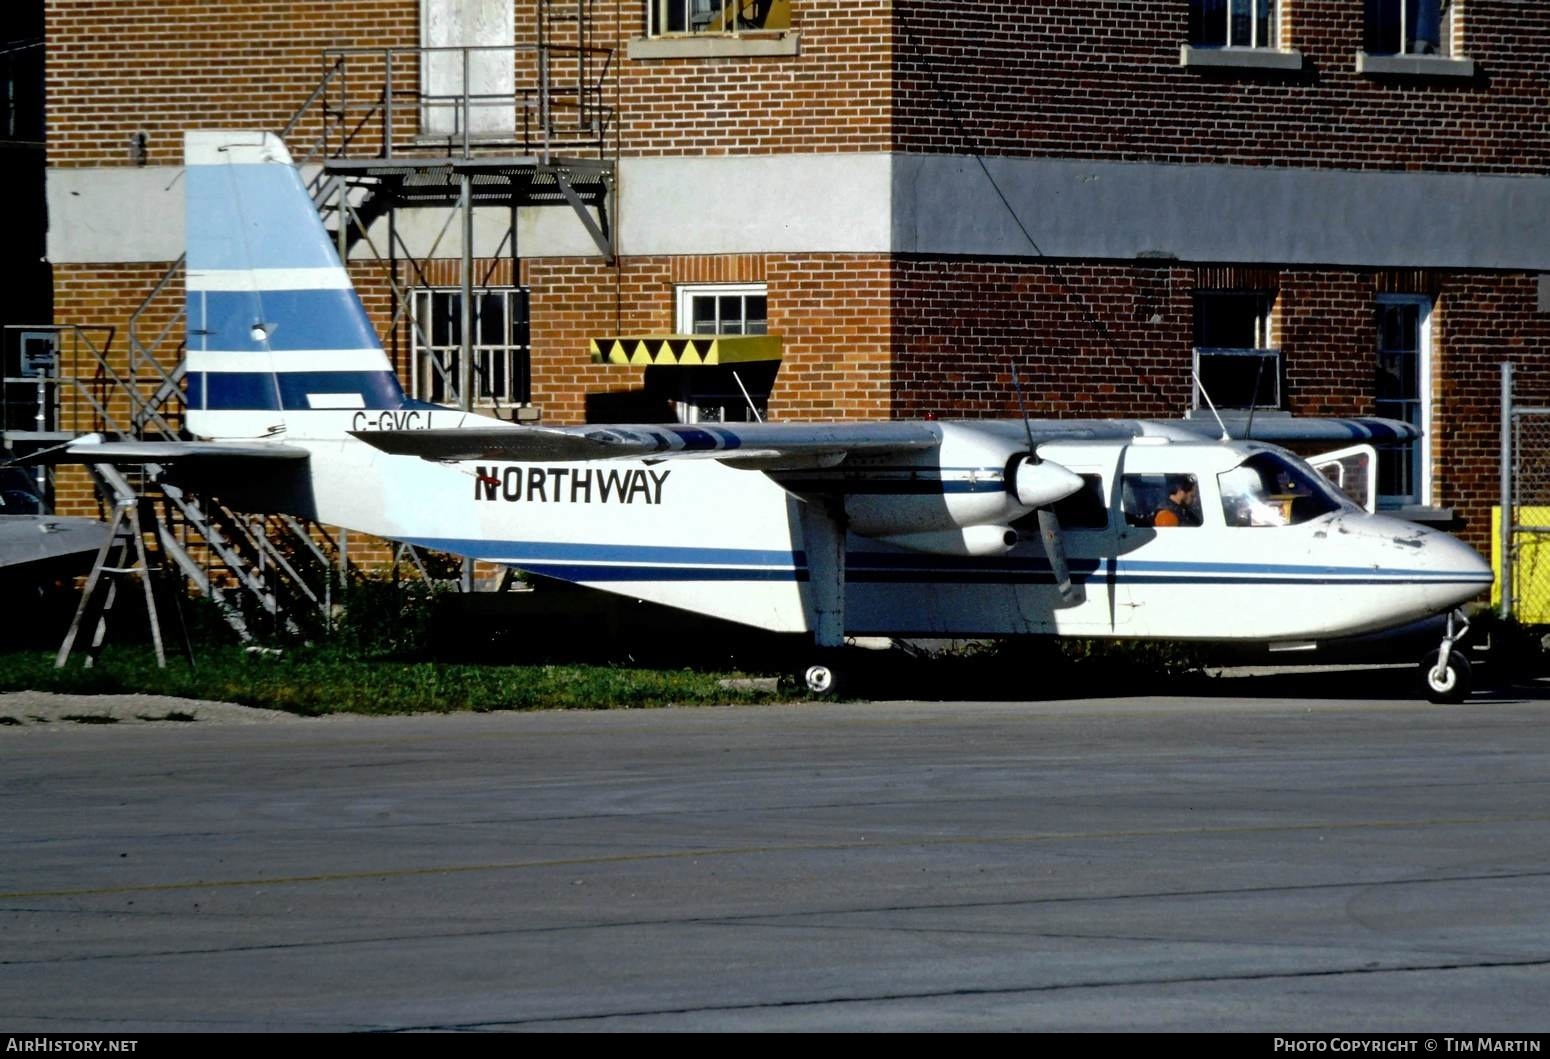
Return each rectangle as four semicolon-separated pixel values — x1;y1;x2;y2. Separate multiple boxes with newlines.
1375;293;1433;507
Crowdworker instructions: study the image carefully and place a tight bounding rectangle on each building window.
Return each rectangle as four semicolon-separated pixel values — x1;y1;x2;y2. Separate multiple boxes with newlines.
649;0;789;36
1375;294;1432;507
410;288;531;408
1190;0;1277;49
661;283;772;423
1193;291;1280;411
677;283;768;336
1365;0;1453;56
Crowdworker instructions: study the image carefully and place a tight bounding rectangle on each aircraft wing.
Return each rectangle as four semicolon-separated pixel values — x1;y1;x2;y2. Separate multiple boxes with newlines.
351;415;1418;467
1197;415;1418;443
352;421;945;469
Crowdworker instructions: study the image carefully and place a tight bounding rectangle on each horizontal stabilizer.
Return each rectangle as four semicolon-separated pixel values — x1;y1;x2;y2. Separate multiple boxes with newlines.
19;437;311;466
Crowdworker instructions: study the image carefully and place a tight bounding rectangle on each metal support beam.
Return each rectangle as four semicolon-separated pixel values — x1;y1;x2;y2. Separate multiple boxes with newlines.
1500;361;1514;619
554;169;615;264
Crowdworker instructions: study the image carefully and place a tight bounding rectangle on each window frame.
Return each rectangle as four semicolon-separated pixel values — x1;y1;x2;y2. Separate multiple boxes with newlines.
1189;0;1279;50
1374;293;1434;510
1363;0;1454;58
1181;0;1303;70
409;286;531;409
647;0;789;38
1192;290;1282;412
675;282;769;336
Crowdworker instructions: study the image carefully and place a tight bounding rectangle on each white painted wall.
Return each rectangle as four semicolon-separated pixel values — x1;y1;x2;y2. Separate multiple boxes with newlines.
46;152;1550;270
421;0;516;137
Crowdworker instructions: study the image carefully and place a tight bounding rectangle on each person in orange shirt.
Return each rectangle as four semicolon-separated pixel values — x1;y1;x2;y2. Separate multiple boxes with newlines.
1153;475;1201;527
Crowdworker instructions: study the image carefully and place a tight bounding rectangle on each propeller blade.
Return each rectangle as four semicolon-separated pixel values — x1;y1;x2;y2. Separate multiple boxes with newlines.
1036;507;1082;604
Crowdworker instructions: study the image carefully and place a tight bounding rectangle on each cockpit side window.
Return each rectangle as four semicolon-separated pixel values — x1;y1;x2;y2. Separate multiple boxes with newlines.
1121;473;1202;528
1218;452;1352;527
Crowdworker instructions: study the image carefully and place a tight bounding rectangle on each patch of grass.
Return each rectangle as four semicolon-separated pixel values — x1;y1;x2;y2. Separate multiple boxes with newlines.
60;714;119;724
0;645;786;716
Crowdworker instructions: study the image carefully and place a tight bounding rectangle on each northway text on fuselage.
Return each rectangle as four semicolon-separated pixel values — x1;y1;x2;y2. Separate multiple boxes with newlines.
474;465;671;505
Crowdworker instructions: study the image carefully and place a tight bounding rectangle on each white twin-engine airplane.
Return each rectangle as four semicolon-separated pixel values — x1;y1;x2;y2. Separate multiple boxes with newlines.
63;132;1495;699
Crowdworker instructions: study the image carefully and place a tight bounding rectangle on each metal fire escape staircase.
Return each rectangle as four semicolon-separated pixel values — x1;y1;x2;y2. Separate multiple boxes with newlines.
52;3;616;653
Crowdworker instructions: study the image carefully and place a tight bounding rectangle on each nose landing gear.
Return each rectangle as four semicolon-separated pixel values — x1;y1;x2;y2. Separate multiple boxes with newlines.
1420;609;1472;704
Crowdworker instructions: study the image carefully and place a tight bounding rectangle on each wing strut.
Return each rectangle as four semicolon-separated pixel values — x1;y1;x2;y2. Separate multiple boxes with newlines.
797;498;846;649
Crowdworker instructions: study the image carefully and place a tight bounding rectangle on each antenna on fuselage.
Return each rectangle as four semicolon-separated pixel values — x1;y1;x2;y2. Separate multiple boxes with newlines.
1192;369;1232;442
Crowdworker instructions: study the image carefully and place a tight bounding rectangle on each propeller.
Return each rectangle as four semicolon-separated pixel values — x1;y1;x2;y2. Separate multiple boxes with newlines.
1012;362;1083;604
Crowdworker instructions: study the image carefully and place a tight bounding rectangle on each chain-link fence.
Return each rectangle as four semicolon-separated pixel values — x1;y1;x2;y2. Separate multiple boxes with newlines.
1498;363;1550;623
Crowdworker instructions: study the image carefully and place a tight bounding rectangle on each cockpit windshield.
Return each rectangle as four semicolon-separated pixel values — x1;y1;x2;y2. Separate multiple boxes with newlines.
1217;452;1355;527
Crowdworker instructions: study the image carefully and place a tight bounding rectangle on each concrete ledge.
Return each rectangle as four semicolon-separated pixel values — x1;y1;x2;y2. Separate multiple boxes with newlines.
627;33;799;60
1355;51;1476;78
1180;45;1304;71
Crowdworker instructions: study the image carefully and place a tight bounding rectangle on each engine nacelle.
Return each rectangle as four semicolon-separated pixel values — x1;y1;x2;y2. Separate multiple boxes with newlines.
842;424;1083;539
875;525;1020;557
1013;458;1085;509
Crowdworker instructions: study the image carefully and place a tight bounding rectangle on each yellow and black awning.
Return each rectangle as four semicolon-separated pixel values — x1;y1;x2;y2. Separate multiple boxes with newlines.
589;334;782;367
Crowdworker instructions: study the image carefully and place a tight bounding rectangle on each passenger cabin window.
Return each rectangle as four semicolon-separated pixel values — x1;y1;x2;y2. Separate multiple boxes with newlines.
1190;0;1277;49
1365;0;1453;56
1218;452;1352;527
1122;474;1202;528
1018;474;1109;532
649;0;790;36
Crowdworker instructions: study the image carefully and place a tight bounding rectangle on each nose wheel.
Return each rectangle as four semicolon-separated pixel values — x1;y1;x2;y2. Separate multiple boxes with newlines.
1419;609;1472;704
1420;649;1471;704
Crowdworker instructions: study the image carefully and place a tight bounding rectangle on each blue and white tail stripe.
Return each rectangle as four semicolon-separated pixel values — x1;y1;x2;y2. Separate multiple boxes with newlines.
184;131;409;436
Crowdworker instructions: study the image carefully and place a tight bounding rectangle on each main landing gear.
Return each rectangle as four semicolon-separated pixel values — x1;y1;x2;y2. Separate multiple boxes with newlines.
802;662;839;696
1419;609;1472;704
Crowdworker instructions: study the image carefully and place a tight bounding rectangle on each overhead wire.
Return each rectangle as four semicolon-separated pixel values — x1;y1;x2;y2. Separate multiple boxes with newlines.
894;6;1172;406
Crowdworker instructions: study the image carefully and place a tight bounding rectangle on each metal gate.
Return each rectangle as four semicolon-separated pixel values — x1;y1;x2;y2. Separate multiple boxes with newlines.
1498;362;1550;622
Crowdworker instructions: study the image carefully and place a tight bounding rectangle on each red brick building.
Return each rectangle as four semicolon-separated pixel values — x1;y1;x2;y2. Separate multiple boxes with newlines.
35;0;1550;552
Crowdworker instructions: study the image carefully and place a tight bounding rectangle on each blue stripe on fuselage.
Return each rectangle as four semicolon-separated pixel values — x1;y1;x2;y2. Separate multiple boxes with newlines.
399;539;1485;586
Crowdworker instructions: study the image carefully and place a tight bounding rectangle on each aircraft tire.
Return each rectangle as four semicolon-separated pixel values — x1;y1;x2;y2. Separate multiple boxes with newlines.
1420;650;1471;704
802;663;840;697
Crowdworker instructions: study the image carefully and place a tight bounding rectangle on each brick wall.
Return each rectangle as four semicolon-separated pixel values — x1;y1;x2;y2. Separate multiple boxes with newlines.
525;252;892;422
890;257;1550;550
45;1;892;166
45;0;418;167
610;1;892;155
1436;273;1550;550
894;0;1550;173
891;258;1193;419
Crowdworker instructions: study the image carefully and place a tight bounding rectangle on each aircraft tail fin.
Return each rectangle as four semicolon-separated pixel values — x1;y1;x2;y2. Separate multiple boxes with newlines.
183;131;412;440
